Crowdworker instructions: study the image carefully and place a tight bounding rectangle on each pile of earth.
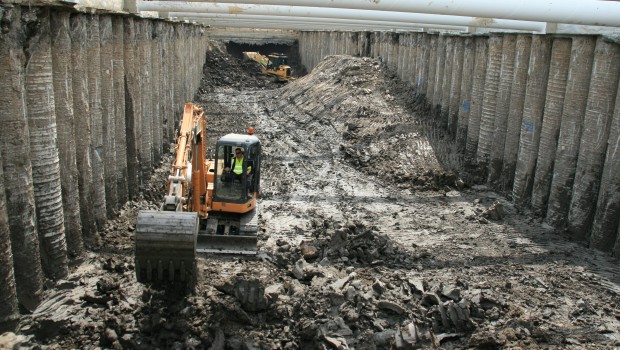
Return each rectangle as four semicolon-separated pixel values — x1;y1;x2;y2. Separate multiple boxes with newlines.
198;41;276;92
277;55;464;192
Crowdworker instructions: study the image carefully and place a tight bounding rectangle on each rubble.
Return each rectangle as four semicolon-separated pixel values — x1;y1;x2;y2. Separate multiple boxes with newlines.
4;52;620;349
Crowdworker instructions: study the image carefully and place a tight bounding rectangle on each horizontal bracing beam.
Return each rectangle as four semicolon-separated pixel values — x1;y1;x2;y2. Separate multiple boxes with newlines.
170;0;620;27
173;13;468;31
138;2;547;31
193;20;446;31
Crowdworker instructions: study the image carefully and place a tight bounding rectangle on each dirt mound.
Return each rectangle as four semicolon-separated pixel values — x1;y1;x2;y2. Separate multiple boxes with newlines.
197;41;275;92
280;55;463;192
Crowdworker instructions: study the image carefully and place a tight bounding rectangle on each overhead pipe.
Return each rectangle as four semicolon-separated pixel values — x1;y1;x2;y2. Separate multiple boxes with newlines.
192;20;423;31
137;2;547;32
191;19;466;31
176;0;620;27
172;13;469;31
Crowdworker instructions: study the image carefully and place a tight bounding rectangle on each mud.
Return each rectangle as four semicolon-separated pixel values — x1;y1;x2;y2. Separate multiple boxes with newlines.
2;49;620;349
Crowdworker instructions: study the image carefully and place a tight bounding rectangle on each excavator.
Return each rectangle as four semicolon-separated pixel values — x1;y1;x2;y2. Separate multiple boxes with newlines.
243;51;292;82
134;103;261;284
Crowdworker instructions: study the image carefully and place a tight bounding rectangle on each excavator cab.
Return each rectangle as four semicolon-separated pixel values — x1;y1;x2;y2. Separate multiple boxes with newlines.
266;53;291;82
266;53;288;70
195;133;261;254
213;136;261;203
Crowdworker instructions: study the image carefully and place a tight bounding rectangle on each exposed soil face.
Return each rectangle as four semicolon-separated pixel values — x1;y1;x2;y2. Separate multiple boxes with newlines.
2;47;620;349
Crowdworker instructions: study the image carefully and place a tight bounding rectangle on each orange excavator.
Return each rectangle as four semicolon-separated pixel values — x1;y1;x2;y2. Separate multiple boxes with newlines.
134;103;261;284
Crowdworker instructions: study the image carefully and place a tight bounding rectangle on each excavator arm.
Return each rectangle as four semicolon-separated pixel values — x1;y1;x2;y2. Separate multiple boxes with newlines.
135;103;208;285
162;103;209;216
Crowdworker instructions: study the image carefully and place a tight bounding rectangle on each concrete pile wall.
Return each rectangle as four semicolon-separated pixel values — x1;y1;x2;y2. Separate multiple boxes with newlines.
298;31;620;259
0;6;207;329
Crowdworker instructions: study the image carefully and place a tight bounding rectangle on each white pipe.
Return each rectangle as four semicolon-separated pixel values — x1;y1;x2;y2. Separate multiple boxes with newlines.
172;13;469;31
195;20;428;31
194;19;466;31
137;2;546;31
172;0;620;27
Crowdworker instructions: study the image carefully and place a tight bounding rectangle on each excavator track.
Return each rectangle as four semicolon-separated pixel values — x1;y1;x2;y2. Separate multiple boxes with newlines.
135;211;198;284
197;207;259;254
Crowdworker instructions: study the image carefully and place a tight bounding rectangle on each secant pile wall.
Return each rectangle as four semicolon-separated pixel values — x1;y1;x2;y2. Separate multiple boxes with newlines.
298;31;620;258
0;6;207;330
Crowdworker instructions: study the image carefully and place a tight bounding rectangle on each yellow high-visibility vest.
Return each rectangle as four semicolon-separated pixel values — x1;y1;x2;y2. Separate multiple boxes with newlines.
232;156;244;175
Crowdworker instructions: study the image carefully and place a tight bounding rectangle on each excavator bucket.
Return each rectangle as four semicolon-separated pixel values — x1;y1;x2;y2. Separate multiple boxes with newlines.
135;210;198;284
196;208;259;254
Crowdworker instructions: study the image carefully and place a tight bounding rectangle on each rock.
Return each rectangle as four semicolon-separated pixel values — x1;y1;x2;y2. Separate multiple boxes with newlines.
240;338;260;350
0;332;30;349
264;283;284;301
377;300;406;315
327;292;346;306
119;334;134;348
97;276;120;293
345;286;357;301
421;293;441;307
300;241;319;260
481;202;505;221
82;292;112;305
330;273;355;291
323;335;349;349
328;229;348;253
433;300;474;332
468;330;501;348
441;286;461;301
372;279;385;295
257;252;274;263
436;333;461;344
102;328;118;345
373;330;397;346
210;328;225;350
341;307;359;323
408;278;425;294
500;328;518;342
292;259;309;280
394;322;438;349
299;320;319;340
286;279;307;297
320;317;353;337
233;279;269;312
103;257;129;273
291;259;321;281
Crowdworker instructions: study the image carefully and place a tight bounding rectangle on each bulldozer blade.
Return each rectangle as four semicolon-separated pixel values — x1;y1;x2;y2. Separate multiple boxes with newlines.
196;234;258;254
135;210;198;284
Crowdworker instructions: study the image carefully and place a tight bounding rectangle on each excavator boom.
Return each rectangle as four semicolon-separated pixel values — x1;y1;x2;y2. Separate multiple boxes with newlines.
135;103;207;285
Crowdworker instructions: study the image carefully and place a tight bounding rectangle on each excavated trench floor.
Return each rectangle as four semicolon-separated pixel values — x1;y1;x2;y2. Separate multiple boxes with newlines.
2;42;620;349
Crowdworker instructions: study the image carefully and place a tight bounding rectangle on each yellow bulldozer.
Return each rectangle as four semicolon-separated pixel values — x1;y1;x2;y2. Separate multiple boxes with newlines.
243;51;292;82
134;103;261;284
